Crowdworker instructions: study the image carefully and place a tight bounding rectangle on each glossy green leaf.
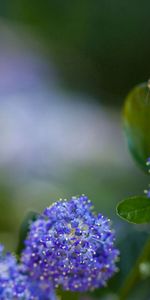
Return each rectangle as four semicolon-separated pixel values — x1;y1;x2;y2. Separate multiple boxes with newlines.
116;196;150;224
123;82;150;172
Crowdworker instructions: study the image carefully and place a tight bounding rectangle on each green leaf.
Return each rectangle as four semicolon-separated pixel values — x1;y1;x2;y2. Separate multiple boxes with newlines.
16;211;38;256
116;196;150;224
123;82;150;172
58;290;79;300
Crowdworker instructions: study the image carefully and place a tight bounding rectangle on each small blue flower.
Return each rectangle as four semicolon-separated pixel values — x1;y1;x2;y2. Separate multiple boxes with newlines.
0;244;56;299
22;195;119;292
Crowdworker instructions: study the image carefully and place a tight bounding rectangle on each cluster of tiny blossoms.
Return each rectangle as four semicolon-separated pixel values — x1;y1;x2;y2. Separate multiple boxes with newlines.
21;195;119;292
0;244;56;300
0;244;29;299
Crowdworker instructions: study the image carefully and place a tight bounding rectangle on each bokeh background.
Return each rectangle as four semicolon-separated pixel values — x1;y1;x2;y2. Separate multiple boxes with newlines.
0;1;150;299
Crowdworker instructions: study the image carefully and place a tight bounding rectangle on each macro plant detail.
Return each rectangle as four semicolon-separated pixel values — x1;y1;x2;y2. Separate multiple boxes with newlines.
0;79;150;299
0;196;119;299
116;80;150;300
116;157;150;224
0;244;28;299
21;195;119;292
117;82;150;225
0;244;56;300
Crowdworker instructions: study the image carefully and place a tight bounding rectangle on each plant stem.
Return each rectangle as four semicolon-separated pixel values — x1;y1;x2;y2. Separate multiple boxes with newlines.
119;238;150;300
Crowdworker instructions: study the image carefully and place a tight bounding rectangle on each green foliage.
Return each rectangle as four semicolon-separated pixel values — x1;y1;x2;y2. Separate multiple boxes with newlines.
116;196;150;224
58;290;79;300
16;211;38;256
123;82;150;172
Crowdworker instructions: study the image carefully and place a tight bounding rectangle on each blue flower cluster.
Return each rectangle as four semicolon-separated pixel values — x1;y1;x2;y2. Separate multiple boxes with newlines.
21;195;119;292
0;195;119;297
0;244;28;299
0;244;56;299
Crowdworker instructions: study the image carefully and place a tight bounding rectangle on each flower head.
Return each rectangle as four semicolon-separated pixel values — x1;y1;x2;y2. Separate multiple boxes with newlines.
22;195;119;292
0;244;56;299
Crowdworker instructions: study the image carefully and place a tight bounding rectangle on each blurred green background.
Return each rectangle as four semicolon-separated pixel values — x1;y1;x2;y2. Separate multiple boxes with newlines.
0;2;150;299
